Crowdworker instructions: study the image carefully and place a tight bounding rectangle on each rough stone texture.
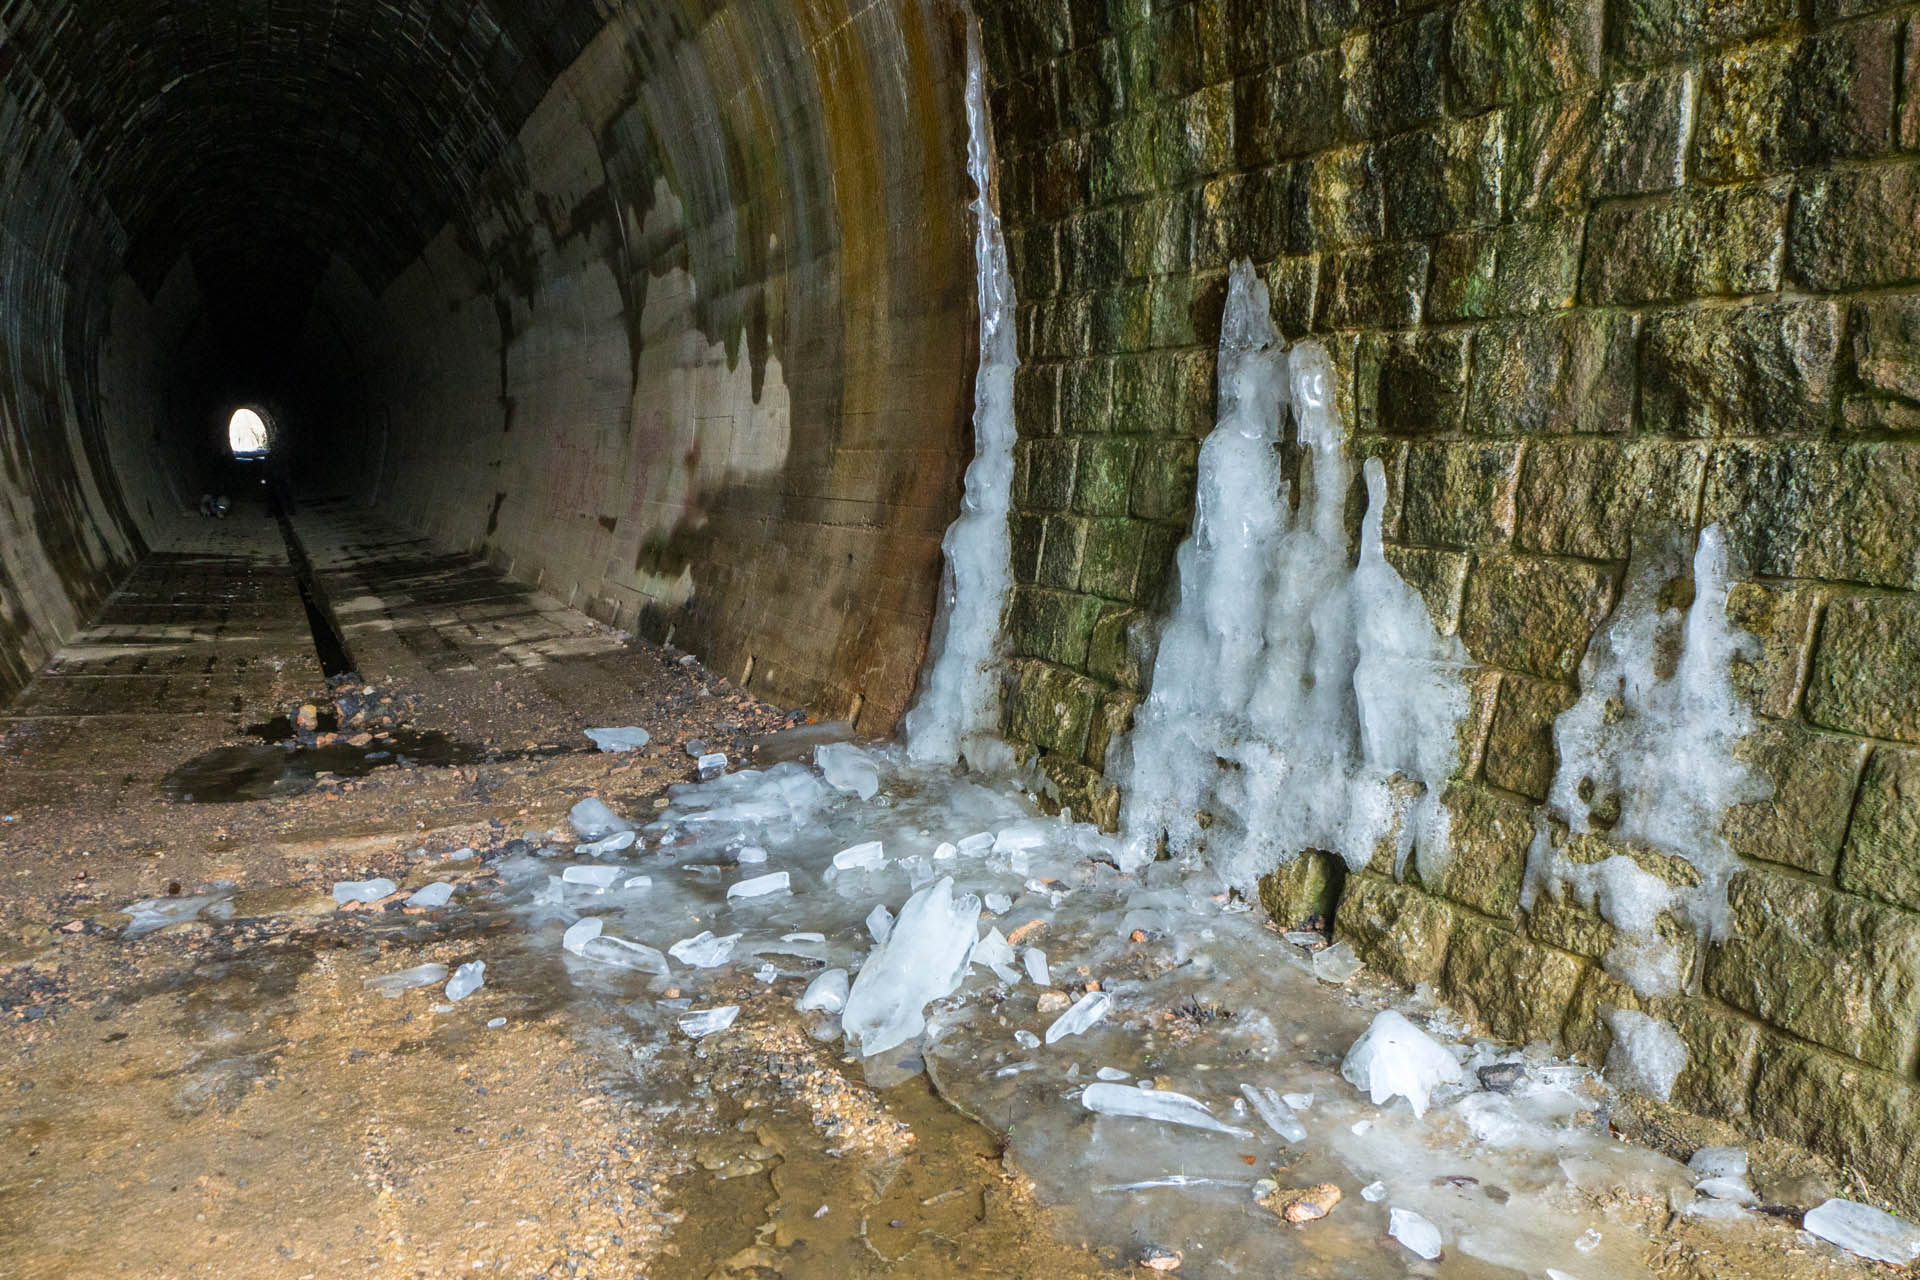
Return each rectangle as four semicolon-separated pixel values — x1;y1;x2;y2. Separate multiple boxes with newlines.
1258;851;1343;930
1334;873;1456;988
1838;747;1920;913
1752;1038;1920;1214
1639;302;1841;439
1806;595;1920;742
1515;440;1705;560
1722;723;1867;876
1443;917;1586;1043
1707;871;1920;1072
1482;674;1576;800
1435;783;1534;917
1459;553;1614;681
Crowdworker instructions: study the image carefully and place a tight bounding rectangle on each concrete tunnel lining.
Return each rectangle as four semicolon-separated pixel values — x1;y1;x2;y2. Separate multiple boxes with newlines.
0;0;982;726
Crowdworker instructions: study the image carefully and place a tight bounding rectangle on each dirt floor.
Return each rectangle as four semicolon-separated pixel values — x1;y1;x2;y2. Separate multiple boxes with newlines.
0;505;1901;1279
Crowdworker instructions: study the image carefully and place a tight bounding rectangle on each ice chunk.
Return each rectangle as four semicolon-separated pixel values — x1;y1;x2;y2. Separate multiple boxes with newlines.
333;877;397;905
1022;946;1050;986
1310;941;1362;984
585;726;650;752
993;825;1045;854
1688;1146;1748;1180
405;882;454;908
447;847;475;861
562;864;621;890
1014;1029;1040;1049
679;1006;739;1038
1044;990;1111;1044
1388;1208;1443;1260
487;1017;506;1029
696;752;728;781
970;927;1020;984
796;968;850;1014
1095;1067;1131;1082
577;830;637;857
445;961;485;1002
957;832;994;855
1361;1181;1386;1202
1282;1092;1313;1110
669;931;742;968
1803;1198;1920;1265
1604;1009;1687;1101
569;798;633;840
363;963;447;993
983;891;1012;913
1079;1082;1252;1138
122;896;219;937
737;845;768;864
624;875;653;891
932;841;958;860
784;932;826;944
1695;1177;1758;1204
728;871;791;900
562;917;604;955
832;841;886;871
1340;1010;1464;1118
815;742;880;800
841;876;981;1056
577;934;669;974
866;903;894;944
1238;1083;1307;1142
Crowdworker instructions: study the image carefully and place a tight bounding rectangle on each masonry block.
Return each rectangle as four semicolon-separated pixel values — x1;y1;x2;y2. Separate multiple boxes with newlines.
1335;871;1457;987
1580;183;1788;306
1839;747;1920;913
1466;312;1636;436
1791;162;1920;290
1444;917;1586;1043
1516;440;1704;560
1482;673;1576;800
1460;552;1615;680
1402;441;1520;548
1702;443;1920;589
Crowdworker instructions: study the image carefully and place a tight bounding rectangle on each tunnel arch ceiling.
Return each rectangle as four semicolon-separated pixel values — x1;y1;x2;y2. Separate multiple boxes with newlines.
0;0;983;723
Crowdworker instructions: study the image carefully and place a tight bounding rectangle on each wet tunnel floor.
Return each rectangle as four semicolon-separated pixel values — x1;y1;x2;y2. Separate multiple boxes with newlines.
0;503;1892;1279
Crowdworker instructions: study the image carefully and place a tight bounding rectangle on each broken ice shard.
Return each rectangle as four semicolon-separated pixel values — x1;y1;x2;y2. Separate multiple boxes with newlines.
841;876;981;1056
1340;1010;1464;1118
668;931;741;968
333;877;397;905
405;882;454;908
679;1005;739;1038
1022;946;1050;986
832;840;886;871
1803;1198;1920;1265
1388;1207;1443;1260
562;864;621;890
576;830;636;857
562;917;604;955
867;903;894;944
1078;1082;1252;1138
363;963;448;993
1044;990;1111;1044
696;752;728;781
1239;1083;1308;1142
796;967;850;1014
815;742;880;800
585;726;650;752
727;871;791;900
445;961;485;1002
569;797;633;840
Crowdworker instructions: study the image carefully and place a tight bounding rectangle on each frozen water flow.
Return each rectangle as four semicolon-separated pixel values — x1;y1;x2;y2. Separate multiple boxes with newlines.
900;15;1020;776
1341;1010;1464;1118
815;742;881;800
796;968;850;1014
678;1006;739;1039
1239;1083;1308;1142
333;877;397;905
728;871;791;901
1117;259;1473;890
1802;1198;1920;1264
1388;1207;1443;1260
841;876;981;1056
1604;1009;1687;1101
569;798;633;840
585;726;650;752
405;882;454;908
1079;1082;1253;1138
1524;528;1770;995
445;961;485;1002
669;931;741;968
1043;990;1111;1044
123;895;221;937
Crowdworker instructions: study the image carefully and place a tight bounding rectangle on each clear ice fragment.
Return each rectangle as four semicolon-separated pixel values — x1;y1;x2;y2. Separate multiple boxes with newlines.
696;752;728;781
728;872;791;900
405;882;454;908
363;963;447;992
1310;941;1362;984
1044;990;1111;1044
333;878;397;905
737;845;768;864
562;918;604;955
957;832;994;855
1687;1146;1748;1180
562;865;620;890
585;726;650;752
1078;1082;1252;1138
984;892;1012;913
796;968;849;1014
1361;1181;1386;1202
1022;946;1050;986
815;742;880;800
1802;1198;1920;1265
669;931;742;968
569;798;633;840
576;830;637;857
841;876;981;1056
1238;1083;1307;1142
1388;1207;1443;1260
679;1006;739;1038
1014;1029;1040;1049
932;842;958;860
867;903;894;944
832;841;886;871
445;961;485;1002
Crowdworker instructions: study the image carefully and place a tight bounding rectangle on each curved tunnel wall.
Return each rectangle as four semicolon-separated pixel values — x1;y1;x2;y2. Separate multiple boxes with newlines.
0;0;980;728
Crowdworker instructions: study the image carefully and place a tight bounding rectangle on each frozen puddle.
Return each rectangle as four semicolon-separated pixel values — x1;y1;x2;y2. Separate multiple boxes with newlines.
482;743;1821;1279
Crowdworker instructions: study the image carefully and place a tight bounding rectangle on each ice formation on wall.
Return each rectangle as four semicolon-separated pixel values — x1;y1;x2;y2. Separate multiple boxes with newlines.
1118;259;1473;891
1523;528;1769;998
902;17;1019;773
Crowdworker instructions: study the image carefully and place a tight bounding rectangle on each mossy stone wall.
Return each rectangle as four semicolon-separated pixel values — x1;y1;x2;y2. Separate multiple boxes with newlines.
977;0;1920;1211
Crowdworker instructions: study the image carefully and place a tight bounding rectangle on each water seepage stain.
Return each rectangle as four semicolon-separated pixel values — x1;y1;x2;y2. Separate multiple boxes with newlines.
163;727;486;803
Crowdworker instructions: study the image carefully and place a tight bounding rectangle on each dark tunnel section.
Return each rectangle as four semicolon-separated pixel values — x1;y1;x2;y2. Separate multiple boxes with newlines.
0;0;982;719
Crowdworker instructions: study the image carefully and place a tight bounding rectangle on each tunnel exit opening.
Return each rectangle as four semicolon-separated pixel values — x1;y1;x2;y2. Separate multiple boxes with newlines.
227;406;270;458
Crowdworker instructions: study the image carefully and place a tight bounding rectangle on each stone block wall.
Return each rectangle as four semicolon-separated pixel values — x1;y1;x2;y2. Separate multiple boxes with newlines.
977;0;1920;1210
